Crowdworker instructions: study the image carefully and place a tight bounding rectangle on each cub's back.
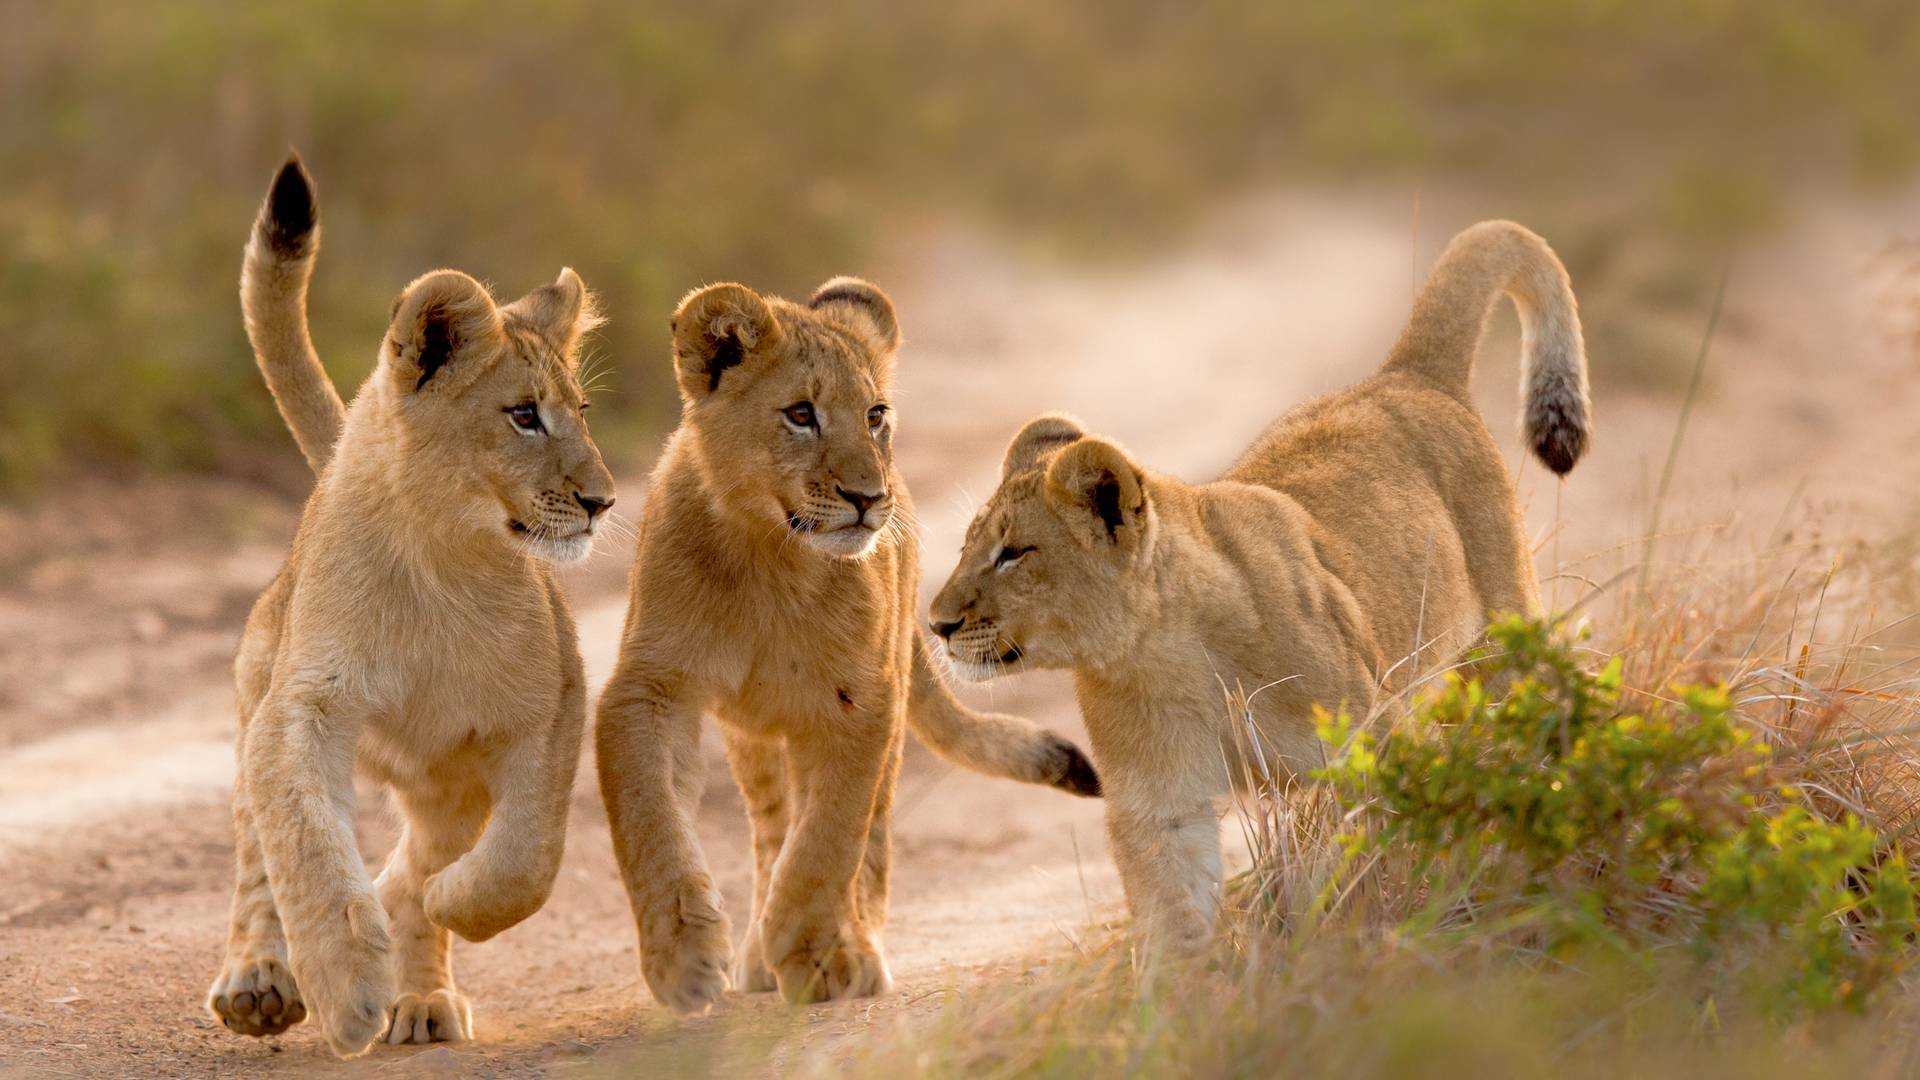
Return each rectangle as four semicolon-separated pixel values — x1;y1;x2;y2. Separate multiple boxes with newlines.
1222;370;1524;674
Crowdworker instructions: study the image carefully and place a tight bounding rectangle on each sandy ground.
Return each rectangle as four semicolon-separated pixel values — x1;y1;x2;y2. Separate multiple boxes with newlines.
2;189;1917;1077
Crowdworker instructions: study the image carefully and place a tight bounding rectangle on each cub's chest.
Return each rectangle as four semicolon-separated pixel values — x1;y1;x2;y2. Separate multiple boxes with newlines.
358;637;562;777
356;577;560;728
720;586;908;728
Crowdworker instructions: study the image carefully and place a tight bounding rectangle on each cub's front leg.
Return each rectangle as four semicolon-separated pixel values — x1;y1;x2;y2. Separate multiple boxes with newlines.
377;782;489;1044
758;707;897;1004
720;729;791;994
245;685;395;1058
1104;796;1224;949
1084;711;1226;949
423;630;586;943
596;665;733;1015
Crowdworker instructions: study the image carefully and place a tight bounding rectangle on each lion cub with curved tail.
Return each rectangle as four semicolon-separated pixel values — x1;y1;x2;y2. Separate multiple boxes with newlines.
596;278;1099;1012
206;155;616;1057
929;221;1592;944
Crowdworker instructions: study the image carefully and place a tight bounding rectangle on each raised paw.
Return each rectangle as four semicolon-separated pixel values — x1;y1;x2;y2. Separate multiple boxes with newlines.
386;988;473;1045
640;877;732;1015
767;922;892;1005
731;922;778;994
424;857;548;944
209;954;307;1037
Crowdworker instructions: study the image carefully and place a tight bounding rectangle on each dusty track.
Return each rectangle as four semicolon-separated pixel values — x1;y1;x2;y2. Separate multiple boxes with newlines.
3;192;1916;1077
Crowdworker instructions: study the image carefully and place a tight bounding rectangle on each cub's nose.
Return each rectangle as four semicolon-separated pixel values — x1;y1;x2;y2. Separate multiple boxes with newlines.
837;486;884;517
575;493;615;518
930;618;963;640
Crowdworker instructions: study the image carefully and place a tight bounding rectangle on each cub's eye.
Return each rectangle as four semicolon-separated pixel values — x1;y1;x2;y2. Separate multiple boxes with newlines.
506;403;544;433
993;545;1035;569
782;401;817;429
867;404;888;430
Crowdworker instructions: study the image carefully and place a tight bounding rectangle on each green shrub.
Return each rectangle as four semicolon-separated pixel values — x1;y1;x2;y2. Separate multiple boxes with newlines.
1317;617;1917;1013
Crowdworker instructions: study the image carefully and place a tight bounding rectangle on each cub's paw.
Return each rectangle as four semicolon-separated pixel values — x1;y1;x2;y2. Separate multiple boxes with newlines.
640;878;733;1015
306;897;397;1058
731;923;778;994
313;964;393;1058
386;988;473;1045
1137;903;1215;956
767;921;892;1005
209;954;307;1037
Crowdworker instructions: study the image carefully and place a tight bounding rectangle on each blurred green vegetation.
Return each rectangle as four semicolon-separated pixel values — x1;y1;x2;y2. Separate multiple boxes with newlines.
3;1;1918;494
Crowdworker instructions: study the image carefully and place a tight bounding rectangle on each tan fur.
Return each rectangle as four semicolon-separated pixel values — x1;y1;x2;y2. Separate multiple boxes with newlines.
928;220;1591;944
595;277;1098;1013
207;155;617;1057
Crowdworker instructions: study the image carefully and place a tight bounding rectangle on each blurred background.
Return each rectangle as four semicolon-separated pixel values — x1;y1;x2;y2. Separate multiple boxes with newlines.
6;2;1920;1072
5;0;1918;495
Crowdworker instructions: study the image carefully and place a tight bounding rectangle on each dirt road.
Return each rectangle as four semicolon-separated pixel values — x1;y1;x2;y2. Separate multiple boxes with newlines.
3;191;1915;1077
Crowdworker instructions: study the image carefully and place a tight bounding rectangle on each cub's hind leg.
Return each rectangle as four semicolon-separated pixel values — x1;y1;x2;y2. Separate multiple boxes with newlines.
722;728;790;993
853;720;905;935
209;585;306;1038
377;781;489;1044
208;744;307;1036
1449;436;1544;622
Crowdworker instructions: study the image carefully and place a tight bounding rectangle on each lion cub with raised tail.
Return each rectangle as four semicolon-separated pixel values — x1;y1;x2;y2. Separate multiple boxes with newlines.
206;154;616;1057
929;221;1592;944
595;278;1099;1013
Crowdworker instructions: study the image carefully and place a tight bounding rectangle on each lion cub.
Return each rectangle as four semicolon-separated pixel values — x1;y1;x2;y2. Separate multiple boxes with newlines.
929;221;1592;943
206;155;616;1057
596;278;1099;1012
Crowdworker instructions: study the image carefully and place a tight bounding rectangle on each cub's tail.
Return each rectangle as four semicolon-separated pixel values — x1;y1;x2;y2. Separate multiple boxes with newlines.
908;633;1101;798
1383;220;1591;475
240;152;346;475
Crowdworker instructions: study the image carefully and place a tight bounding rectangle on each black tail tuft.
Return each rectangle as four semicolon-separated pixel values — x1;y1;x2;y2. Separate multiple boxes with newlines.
1046;735;1102;798
261;152;318;258
1532;426;1585;476
1527;396;1588;476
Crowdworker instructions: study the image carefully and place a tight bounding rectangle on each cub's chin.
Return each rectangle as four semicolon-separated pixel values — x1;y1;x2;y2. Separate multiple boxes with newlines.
803;524;882;559
505;509;597;565
530;531;595;565
934;641;1024;683
946;658;1004;683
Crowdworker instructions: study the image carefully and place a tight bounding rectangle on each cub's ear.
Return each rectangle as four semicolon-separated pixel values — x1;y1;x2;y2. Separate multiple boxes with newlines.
1002;413;1086;479
1044;437;1148;546
501;267;604;366
386;270;501;394
671;283;781;399
809;276;901;352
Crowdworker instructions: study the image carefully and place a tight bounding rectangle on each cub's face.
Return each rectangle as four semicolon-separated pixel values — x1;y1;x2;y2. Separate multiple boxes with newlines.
928;415;1153;680
381;268;617;564
671;278;902;559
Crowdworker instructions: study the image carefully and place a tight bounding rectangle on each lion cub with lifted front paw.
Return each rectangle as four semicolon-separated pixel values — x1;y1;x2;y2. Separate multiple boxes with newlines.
929;221;1592;945
206;155;616;1057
